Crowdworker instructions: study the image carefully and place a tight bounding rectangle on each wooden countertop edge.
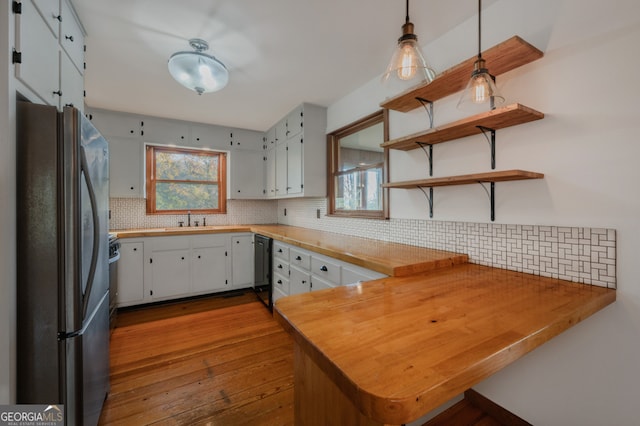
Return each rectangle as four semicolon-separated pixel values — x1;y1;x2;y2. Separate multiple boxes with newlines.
114;225;468;277
274;281;616;424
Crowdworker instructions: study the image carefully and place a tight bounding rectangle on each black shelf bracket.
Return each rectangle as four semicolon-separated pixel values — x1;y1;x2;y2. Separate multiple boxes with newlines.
416;97;434;129
477;181;496;221
417;186;434;218
477;126;496;170
415;142;433;176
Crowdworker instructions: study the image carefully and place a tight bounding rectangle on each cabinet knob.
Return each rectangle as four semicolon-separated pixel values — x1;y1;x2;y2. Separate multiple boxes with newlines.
295;256;302;261
52;90;62;97
133;248;137;251
65;35;74;42
181;257;185;260
198;255;201;259
277;264;283;269
278;249;283;253
320;266;328;272
302;280;307;284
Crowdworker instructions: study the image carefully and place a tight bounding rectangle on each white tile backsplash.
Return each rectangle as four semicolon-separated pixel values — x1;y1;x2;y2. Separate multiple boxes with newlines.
111;196;617;288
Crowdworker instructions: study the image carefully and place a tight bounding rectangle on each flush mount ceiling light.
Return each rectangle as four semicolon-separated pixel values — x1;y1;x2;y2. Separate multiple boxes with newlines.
168;38;229;95
381;0;436;88
457;0;505;109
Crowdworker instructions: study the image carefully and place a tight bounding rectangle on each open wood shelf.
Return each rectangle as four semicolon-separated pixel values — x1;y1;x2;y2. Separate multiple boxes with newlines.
380;36;544;113
381;103;544;151
382;170;544;189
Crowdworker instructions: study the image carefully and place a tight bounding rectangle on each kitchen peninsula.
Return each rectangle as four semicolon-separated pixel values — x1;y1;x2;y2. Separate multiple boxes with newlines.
115;224;615;425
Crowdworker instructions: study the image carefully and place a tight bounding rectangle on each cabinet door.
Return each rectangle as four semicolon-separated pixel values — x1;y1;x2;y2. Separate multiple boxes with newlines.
311;275;335;292
15;0;60;106
286;105;303;139
265;147;276;198
60;52;84;111
275;141;287;197
116;242;144;306
59;0;84;74
231;235;254;287
289;265;311;295
265;126;277;147
89;111;142;139
142;117;189;144
275;119;287;146
150;249;190;299
230;150;265;199
287;137;303;195
33;0;60;36
192;246;228;293
109;138;142;198
190;123;229;149
230;128;263;150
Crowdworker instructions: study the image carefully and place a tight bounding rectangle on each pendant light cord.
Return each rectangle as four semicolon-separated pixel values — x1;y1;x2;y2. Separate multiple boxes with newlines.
406;0;410;24
477;0;482;59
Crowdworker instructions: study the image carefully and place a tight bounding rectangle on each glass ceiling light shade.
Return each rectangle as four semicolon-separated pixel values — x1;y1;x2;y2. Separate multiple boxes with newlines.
457;0;505;109
381;0;436;88
168;39;229;95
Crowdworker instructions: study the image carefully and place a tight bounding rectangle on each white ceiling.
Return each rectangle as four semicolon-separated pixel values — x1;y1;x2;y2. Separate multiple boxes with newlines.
72;0;489;132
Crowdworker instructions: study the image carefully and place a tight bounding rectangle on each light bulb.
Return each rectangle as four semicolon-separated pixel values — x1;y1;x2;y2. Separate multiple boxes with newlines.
397;43;418;80
471;74;491;103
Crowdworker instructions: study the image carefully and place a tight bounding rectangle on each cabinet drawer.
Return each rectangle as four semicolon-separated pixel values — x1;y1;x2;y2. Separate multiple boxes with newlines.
311;256;341;284
289;247;311;270
273;260;289;277
273;273;290;295
289;265;311;295
273;241;289;261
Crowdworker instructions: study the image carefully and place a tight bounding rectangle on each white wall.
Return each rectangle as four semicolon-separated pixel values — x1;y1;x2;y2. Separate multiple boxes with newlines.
0;0;16;403
327;0;640;424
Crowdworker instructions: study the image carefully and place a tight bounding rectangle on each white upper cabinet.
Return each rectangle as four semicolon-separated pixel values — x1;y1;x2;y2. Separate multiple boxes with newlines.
230;150;266;199
285;104;303;139
109;137;143;198
14;0;85;110
15;0;61;106
60;51;84;110
59;0;84;74
229;128;263;151
142;117;190;144
267;103;327;199
88;109;143;139
265;146;276;198
190;123;229;149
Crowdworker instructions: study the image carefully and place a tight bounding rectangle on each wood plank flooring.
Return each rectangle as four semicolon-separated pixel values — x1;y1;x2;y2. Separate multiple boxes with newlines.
99;292;295;425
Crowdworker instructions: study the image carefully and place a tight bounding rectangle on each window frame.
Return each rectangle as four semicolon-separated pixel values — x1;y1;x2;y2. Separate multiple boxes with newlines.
145;145;227;214
327;109;389;219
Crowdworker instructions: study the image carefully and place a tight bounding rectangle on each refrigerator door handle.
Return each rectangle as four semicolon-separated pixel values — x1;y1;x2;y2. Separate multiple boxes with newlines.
80;146;100;319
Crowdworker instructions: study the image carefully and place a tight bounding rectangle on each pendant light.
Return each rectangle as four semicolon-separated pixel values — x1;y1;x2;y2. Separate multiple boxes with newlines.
168;38;229;95
381;0;436;88
457;0;505;109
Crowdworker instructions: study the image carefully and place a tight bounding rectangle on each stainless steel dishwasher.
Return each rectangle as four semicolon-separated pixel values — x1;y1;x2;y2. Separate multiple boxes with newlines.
254;234;272;311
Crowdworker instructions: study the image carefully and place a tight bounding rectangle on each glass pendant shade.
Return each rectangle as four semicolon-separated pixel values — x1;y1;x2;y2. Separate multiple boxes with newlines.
382;2;436;89
168;39;228;95
457;0;504;110
456;58;505;109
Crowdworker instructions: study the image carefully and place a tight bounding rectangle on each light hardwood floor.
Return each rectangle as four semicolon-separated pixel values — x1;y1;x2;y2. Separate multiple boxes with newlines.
99;291;294;425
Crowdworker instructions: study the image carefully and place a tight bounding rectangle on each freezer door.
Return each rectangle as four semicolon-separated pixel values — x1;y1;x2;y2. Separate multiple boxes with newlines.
64;293;110;426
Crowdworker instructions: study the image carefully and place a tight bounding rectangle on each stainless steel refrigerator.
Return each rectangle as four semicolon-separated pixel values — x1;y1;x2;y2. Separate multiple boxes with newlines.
16;101;110;426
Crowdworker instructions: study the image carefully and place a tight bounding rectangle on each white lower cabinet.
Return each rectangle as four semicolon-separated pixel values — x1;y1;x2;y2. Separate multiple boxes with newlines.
117;233;254;307
192;234;229;293
271;240;387;302
231;234;254;287
289;265;311;295
116;241;144;307
148;237;191;301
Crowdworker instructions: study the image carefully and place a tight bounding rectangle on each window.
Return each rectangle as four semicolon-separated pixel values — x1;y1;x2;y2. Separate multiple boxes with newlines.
145;145;227;214
327;110;389;218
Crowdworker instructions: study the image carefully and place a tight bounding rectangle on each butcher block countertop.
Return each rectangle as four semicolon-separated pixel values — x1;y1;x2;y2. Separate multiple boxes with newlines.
114;224;468;277
274;264;616;425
